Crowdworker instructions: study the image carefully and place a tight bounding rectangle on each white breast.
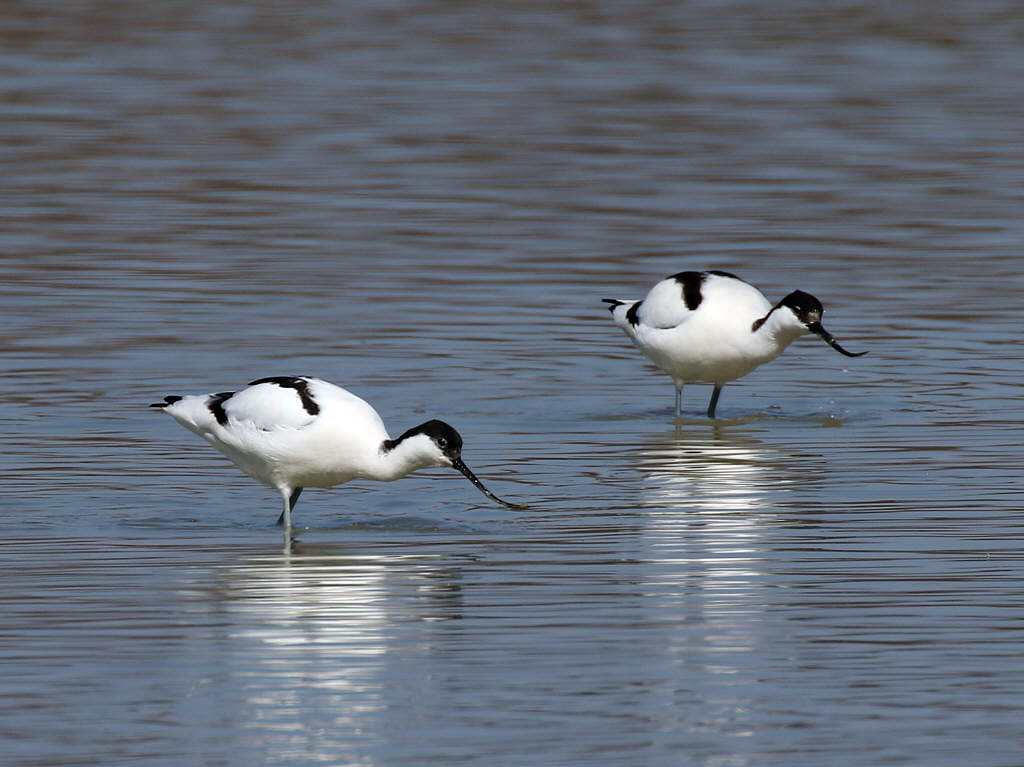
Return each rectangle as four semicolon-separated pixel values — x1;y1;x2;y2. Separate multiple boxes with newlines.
631;275;781;384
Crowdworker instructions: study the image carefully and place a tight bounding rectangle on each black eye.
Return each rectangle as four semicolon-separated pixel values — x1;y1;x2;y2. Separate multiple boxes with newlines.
438;438;448;449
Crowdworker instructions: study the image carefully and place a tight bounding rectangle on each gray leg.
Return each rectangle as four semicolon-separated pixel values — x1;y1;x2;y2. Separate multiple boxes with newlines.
707;385;722;418
277;487;303;527
674;385;683;417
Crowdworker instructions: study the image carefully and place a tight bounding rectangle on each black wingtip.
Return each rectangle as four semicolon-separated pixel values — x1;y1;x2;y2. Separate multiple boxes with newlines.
602;298;624;314
149;395;182;409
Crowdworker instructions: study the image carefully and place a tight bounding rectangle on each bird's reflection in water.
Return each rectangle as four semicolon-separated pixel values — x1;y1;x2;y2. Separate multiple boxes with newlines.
633;425;824;691
198;545;465;761
635;425;789;602
638;424;813;513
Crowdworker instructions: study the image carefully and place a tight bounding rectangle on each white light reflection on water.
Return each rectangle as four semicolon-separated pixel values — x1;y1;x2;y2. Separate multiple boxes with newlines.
629;424;831;735
191;548;467;764
639;425;815;513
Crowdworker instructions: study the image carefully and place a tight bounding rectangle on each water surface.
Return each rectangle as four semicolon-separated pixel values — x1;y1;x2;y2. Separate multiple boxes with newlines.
3;2;1024;765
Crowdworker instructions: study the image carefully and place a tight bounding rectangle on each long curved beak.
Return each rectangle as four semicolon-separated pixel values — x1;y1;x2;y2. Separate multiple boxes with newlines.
807;321;868;358
452;456;527;510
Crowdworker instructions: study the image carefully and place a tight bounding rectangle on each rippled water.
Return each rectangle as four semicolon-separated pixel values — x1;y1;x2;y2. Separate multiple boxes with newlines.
3;2;1024;765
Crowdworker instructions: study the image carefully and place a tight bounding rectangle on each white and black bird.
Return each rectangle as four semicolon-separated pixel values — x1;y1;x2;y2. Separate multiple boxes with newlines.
603;270;866;418
151;376;524;541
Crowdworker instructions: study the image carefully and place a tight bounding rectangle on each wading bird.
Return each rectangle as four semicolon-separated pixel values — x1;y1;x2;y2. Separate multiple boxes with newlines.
604;270;866;417
151;376;524;543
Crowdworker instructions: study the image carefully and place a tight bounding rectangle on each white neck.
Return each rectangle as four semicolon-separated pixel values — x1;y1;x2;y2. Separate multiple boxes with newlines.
757;308;806;347
365;433;444;481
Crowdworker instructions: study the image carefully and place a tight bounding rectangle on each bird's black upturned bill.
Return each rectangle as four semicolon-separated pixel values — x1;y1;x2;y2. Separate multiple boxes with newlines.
452;457;528;510
807;321;868;358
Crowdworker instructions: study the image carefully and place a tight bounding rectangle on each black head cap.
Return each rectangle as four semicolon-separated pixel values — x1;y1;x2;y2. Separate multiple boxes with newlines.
779;290;824;326
385;419;463;459
778;290;867;357
387;419;528;510
418;419;463;458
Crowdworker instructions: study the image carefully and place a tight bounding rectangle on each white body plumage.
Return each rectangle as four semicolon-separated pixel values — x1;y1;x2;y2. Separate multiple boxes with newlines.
604;270;866;417
162;378;415;488
152;376;522;542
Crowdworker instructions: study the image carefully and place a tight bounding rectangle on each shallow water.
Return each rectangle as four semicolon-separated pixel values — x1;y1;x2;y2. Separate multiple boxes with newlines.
3;2;1024;765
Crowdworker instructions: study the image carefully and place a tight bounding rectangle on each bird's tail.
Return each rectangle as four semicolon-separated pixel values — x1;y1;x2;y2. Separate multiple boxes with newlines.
602;298;640;335
149;395;183;409
601;298;626;313
149;392;231;434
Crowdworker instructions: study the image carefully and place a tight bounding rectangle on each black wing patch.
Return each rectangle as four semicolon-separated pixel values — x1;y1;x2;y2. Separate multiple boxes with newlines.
207;391;235;426
625;301;642;326
669;271;704;311
249;376;321;416
670;270;745;312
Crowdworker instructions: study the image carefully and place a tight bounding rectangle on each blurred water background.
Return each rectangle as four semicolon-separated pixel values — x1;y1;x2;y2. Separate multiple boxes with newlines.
2;1;1024;765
